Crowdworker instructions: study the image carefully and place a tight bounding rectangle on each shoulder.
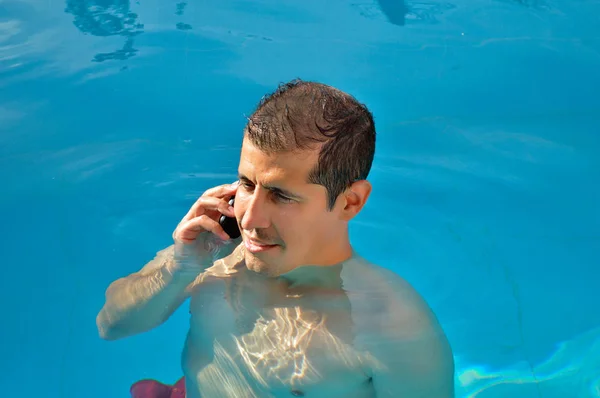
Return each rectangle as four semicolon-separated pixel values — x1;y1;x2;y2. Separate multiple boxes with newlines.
347;256;447;341
343;255;432;317
344;257;455;396
186;242;246;291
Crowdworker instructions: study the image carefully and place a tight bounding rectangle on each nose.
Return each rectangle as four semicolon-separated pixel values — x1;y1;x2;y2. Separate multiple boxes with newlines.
240;191;271;231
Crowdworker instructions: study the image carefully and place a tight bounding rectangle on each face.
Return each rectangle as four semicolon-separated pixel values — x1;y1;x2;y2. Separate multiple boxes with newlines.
234;137;370;276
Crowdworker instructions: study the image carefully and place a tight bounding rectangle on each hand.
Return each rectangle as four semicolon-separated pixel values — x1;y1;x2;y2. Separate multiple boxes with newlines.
172;181;239;270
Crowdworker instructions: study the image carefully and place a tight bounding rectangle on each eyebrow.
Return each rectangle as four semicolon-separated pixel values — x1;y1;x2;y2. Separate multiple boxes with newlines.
238;174;304;200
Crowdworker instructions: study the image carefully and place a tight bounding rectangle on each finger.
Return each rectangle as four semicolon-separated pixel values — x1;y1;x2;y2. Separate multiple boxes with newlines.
203;181;239;199
177;215;231;242
183;194;236;222
182;182;238;221
199;196;235;217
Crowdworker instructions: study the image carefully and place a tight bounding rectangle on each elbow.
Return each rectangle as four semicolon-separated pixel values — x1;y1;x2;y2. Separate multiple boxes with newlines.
97;325;118;341
96;310;124;341
96;313;113;340
95;309;161;341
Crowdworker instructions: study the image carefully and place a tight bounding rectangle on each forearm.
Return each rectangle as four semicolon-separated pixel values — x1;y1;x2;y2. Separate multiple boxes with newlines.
96;255;198;340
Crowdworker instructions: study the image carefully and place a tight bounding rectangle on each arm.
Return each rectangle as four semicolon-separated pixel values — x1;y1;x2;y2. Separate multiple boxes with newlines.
359;270;455;397
96;244;197;341
369;324;455;397
96;181;241;340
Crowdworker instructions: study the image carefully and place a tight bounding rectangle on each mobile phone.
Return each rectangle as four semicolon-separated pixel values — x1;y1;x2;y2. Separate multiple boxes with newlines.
219;196;241;239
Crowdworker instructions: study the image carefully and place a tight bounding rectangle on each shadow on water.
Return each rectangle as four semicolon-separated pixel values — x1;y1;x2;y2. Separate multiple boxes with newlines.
64;0;144;62
176;2;193;31
375;0;409;26
496;0;550;9
64;0;192;63
367;0;547;27
354;0;457;27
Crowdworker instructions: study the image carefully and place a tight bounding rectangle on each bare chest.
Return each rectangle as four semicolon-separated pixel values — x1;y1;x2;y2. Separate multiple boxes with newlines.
182;280;374;398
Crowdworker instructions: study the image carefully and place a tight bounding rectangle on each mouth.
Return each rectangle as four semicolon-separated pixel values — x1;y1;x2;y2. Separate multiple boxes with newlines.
243;236;279;253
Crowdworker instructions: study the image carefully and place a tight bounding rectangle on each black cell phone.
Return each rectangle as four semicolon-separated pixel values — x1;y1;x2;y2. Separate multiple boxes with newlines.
219;196;241;239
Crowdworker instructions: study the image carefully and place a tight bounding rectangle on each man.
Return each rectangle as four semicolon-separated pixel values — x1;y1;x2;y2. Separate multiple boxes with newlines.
97;79;455;397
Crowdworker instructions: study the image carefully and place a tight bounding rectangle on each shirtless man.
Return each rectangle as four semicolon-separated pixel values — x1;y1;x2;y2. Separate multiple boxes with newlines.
96;79;455;397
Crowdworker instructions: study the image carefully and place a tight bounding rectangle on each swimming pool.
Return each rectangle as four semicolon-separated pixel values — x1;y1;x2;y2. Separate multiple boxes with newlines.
1;0;599;396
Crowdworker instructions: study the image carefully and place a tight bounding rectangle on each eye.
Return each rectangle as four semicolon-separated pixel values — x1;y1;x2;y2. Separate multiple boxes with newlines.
274;192;294;203
240;181;254;190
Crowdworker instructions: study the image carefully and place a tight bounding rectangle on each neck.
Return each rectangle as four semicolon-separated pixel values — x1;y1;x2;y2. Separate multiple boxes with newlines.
280;242;358;289
242;232;356;285
311;229;354;266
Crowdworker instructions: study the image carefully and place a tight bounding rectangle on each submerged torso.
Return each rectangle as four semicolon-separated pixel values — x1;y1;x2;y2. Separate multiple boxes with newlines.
180;246;420;398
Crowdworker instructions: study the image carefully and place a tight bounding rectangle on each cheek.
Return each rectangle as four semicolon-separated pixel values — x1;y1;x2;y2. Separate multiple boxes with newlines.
273;208;307;241
311;211;340;240
234;192;250;219
275;208;334;243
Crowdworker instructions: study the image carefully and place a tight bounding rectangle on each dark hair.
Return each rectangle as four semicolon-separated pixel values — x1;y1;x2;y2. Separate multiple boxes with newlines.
244;79;376;210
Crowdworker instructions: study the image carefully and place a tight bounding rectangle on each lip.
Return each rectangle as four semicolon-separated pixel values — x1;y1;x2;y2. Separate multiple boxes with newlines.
243;237;278;253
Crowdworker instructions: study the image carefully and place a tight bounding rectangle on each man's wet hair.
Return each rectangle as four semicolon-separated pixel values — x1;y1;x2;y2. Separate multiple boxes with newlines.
244;78;376;210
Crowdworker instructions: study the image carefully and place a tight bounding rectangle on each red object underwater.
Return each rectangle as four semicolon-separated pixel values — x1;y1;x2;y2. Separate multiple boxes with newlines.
130;376;186;398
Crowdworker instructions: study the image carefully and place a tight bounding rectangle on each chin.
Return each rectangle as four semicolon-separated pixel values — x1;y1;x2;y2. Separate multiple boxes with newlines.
243;251;283;277
243;251;269;273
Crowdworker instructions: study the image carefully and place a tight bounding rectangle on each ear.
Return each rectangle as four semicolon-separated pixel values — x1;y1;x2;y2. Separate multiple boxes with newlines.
338;180;372;221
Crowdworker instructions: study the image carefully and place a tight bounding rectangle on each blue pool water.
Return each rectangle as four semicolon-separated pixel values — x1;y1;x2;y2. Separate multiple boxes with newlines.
1;0;599;397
